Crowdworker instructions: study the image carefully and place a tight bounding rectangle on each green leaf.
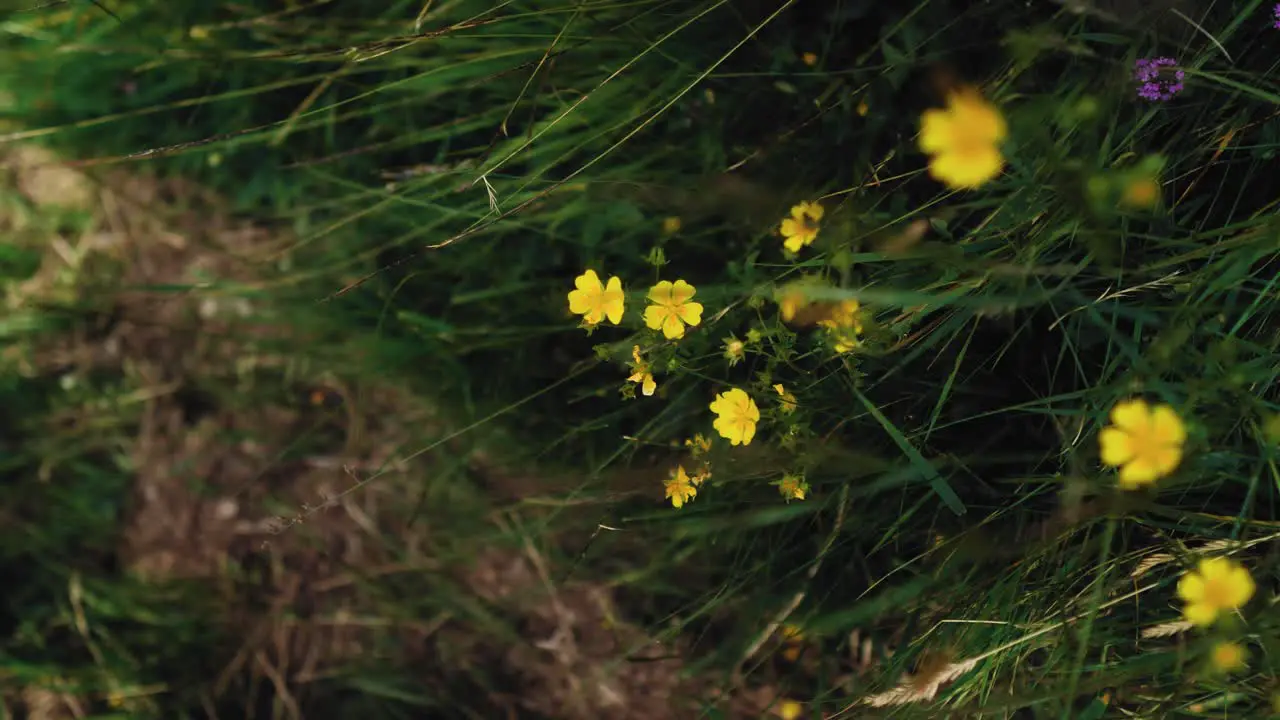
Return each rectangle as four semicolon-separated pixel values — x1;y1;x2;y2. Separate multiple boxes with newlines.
853;388;966;515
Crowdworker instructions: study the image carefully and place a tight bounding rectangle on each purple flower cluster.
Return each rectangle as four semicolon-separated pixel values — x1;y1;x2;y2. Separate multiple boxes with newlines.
1134;57;1184;102
1274;3;1280;29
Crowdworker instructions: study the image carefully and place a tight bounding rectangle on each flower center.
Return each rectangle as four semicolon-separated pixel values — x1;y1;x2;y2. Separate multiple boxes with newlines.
1202;579;1233;608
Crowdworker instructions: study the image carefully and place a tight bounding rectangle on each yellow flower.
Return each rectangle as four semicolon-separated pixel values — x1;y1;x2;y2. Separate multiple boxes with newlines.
685;433;712;456
662;216;682;234
723;335;745;366
1099;399;1186;488
773;384;797;414
1209;641;1247;673
627;345;657;397
779;201;824;253
1121;176;1160;208
567;269;625;325
801;52;818;67
819;299;863;353
777;473;808;501
918;88;1006;190
776;699;803;720
710;388;759;446
856;98;869;117
1177;557;1255;627
664;465;698;508
643;280;703;339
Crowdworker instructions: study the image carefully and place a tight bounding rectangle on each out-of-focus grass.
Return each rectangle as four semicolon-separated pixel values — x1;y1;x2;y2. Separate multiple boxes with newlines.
4;0;1280;717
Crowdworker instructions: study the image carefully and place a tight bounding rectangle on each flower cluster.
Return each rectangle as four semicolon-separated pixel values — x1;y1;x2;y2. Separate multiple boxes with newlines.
1133;57;1184;102
1098;398;1258;673
1274;3;1280;29
567;270;703;339
818;299;863;353
1176;556;1256;674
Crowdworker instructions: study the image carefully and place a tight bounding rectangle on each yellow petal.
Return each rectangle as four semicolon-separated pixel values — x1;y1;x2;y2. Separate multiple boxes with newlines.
676;301;703;327
1098;428;1134;466
661;311;685;339
930;146;1003;189
1151;445;1182;476
669;279;696;304
643;305;666;332
1226;566;1255;607
1198;557;1230;581
780;217;801;237
1117;460;1157;489
949;91;1007;143
709;395;727;416
648;280;674;304
642;374;656;397
1110;400;1151;432
1183;601;1218;627
1150;405;1186;445
783;233;806;253
1177;572;1205;602
804;202;824;221
738;419;756;445
713;415;742;444
919;109;953;153
567;288;594;315
575;269;602;292
604;297;625;324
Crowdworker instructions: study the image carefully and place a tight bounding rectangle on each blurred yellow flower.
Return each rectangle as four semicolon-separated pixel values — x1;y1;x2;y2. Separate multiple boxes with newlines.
690;463;711;486
665;465;698;508
801;52;818;67
773;384;797;413
780;201;824;253
662;216;682;234
777;473;808;501
627;345;656;397
1210;641;1247;673
777;288;809;322
1099;399;1185;488
1121;176;1160;208
1264;412;1280;446
710;388;759;446
1178;557;1255;627
567;269;625;325
643;279;703;339
918;88;1006;190
856;98;869;116
776;699;803;720
723;335;745;366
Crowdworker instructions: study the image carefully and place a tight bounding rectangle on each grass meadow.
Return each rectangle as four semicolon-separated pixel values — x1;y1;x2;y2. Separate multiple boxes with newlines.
2;0;1280;717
